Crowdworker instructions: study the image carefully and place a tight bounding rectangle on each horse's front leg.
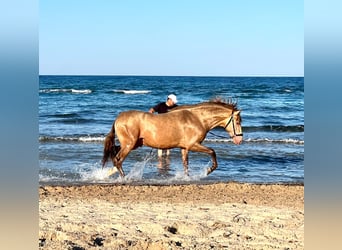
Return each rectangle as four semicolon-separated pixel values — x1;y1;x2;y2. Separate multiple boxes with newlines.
189;143;217;175
206;150;217;175
181;149;189;175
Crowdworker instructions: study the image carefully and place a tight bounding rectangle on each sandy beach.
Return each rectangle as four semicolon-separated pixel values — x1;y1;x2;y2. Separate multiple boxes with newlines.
39;182;304;249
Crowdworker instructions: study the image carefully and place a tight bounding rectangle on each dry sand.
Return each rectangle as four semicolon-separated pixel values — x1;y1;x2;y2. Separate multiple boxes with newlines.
39;182;304;249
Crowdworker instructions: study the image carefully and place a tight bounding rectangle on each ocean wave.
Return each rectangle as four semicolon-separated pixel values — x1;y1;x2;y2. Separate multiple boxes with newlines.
40;88;92;94
39;135;303;145
55;118;99;124
113;89;151;94
244;138;304;144
39;135;105;142
243;125;304;132
205;138;304;144
42;113;100;124
71;89;92;94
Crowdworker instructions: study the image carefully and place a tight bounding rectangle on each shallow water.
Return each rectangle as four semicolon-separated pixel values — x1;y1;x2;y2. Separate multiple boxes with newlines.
39;75;304;185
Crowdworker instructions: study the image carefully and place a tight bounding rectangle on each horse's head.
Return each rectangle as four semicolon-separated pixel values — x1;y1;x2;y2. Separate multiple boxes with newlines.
225;110;243;145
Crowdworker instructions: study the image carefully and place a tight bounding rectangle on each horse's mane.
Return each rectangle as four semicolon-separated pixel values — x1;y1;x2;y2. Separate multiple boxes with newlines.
207;96;238;110
173;96;238;111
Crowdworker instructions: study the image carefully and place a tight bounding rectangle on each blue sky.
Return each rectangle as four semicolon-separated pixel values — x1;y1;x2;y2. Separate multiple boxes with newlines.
39;1;303;76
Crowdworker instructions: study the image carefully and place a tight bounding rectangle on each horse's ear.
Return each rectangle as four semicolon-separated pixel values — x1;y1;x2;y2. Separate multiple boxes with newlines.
235;110;241;115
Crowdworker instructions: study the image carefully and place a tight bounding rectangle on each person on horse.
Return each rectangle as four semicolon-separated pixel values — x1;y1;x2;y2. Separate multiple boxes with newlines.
149;94;178;162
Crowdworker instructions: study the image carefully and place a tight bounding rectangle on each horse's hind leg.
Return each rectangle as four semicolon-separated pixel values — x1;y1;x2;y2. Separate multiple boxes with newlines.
113;144;136;177
181;149;189;175
111;152;125;178
115;161;125;178
110;155;124;177
112;124;140;178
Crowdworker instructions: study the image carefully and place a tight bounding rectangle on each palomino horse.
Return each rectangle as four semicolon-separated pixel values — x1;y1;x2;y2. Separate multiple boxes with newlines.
102;99;243;177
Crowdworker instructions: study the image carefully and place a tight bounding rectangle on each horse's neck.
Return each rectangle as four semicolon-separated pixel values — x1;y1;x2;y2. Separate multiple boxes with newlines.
186;105;232;129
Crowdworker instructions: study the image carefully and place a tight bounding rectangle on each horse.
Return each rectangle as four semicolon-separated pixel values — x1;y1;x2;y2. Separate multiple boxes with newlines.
102;99;243;177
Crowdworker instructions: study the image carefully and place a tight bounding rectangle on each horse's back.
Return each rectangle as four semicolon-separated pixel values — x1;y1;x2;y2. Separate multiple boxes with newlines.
116;109;194;123
116;110;146;122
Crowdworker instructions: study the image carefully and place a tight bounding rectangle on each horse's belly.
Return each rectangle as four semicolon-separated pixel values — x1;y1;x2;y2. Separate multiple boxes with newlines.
140;122;199;149
143;140;178;149
141;134;181;149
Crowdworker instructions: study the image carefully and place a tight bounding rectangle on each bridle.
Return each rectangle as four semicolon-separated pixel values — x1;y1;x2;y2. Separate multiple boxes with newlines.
223;111;243;137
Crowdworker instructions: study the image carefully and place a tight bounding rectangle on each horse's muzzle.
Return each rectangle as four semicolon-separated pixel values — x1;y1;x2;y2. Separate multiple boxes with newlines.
233;135;243;145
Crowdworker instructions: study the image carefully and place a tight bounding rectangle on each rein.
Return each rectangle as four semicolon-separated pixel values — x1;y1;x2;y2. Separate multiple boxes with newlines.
208;131;229;139
223;112;243;138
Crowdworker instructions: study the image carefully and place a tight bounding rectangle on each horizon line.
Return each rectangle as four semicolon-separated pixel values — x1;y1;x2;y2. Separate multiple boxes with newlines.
39;74;304;77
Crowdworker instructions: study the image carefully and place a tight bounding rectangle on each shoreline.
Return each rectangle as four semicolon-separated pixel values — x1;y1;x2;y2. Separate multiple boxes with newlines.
39;180;304;189
39;182;304;249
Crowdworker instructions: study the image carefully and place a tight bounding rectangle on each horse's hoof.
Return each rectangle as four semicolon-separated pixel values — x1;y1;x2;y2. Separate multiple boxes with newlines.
107;167;118;177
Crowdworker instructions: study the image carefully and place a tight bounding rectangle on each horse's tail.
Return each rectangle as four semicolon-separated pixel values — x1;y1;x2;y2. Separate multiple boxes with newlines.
102;122;117;168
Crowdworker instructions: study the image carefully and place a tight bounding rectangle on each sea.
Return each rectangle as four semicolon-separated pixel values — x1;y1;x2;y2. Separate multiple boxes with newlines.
39;75;304;185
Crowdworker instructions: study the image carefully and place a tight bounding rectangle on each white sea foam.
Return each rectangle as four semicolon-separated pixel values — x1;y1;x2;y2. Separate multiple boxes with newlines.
40;88;92;94
40;88;68;93
243;138;304;144
114;89;151;94
79;136;104;142
39;134;304;145
71;89;92;94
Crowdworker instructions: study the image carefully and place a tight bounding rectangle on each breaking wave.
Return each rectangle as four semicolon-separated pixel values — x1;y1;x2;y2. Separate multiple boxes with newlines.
39;135;304;145
40;88;92;94
113;89;151;94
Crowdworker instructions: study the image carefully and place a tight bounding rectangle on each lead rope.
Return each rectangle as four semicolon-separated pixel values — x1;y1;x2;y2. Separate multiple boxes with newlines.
208;131;229;139
208;114;233;139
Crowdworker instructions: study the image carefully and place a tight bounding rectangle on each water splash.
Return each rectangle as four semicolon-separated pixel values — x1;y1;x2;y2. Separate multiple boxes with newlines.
77;158;211;184
123;153;155;181
167;162;209;183
79;163;113;182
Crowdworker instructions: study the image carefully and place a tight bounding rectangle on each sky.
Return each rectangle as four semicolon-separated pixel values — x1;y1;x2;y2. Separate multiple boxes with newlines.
39;1;303;76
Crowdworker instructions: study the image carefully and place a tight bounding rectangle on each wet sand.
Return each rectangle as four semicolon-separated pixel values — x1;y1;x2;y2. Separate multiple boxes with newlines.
39;182;304;249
